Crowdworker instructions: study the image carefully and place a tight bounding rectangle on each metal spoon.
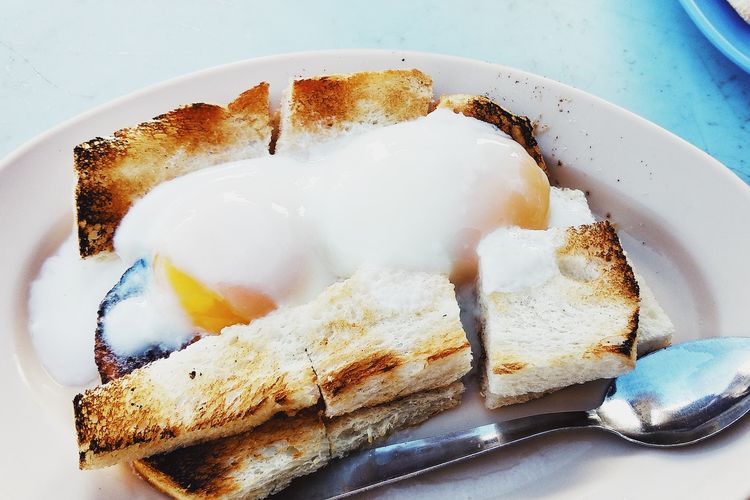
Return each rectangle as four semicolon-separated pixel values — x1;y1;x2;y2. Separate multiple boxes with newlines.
294;337;750;499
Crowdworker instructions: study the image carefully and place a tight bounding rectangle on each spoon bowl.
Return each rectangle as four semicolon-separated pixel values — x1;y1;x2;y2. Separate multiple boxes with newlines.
291;338;750;499
596;337;750;446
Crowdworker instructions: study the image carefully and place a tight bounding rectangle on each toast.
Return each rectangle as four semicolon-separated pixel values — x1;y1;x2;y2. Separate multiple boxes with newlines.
633;274;674;355
326;381;464;459
75;310;320;469
133;409;329;500
436;94;546;172
547;187;674;354
305;268;472;417
548;187;596;228
75;82;272;258
132;382;463;500
275;69;433;156
477;221;639;408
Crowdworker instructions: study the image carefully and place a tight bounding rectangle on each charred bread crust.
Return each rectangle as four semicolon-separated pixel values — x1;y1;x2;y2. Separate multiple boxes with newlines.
75;318;320;469
133;409;327;499
75;373;290;468
436;94;547;173
560;221;640;360
93;259;200;383
95;339;181;385
75;82;271;258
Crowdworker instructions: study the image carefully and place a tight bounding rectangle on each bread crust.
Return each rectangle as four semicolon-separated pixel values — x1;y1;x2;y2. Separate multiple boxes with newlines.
304;269;472;417
560;221;640;357
133;409;329;500
277;69;432;151
75;82;271;257
437;94;547;173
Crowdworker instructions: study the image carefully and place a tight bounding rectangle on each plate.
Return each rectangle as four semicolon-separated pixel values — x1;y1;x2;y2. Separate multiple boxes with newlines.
1;50;749;499
679;0;750;73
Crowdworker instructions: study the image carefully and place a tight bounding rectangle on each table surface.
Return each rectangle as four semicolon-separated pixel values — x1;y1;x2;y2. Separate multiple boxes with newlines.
1;0;748;185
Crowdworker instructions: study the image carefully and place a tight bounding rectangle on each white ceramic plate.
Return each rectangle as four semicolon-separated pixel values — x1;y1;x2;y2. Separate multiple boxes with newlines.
2;50;749;500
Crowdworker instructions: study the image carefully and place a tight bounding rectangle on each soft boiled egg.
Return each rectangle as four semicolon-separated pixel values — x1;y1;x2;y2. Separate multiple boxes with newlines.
113;157;317;340
308;109;550;284
102;108;549;356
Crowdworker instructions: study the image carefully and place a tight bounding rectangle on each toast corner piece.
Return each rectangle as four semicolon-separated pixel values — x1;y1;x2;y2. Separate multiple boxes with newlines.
479;221;639;410
276;69;433;154
133;410;330;500
634;273;675;356
326;381;465;459
307;268;472;417
75;314;319;469
436;94;547;173
75;81;272;258
132;383;465;500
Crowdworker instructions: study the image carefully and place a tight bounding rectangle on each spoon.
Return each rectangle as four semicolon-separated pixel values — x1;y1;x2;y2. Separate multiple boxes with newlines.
292;337;750;499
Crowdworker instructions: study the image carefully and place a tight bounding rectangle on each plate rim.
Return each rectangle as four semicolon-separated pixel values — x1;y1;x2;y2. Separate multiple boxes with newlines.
678;0;750;73
3;48;750;499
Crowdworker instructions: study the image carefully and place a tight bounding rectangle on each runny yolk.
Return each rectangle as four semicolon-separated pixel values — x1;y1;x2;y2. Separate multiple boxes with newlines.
450;159;550;285
155;256;277;334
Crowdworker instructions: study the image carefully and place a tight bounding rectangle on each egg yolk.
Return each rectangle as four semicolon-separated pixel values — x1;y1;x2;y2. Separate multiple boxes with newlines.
450;159;550;285
155;256;276;334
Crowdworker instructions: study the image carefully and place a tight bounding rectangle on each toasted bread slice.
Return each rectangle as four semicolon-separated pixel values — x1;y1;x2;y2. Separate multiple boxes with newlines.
132;383;463;499
133;409;329;500
436;94;546;173
633;274;674;355
326;381;464;459
275;69;433;155
75;82;272;258
305;268;472;417
477;221;639;409
548;187;595;228
547;187;674;355
74;310;319;469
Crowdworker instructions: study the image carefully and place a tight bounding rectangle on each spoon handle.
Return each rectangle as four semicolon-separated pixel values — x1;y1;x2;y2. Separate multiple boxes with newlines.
294;410;600;499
